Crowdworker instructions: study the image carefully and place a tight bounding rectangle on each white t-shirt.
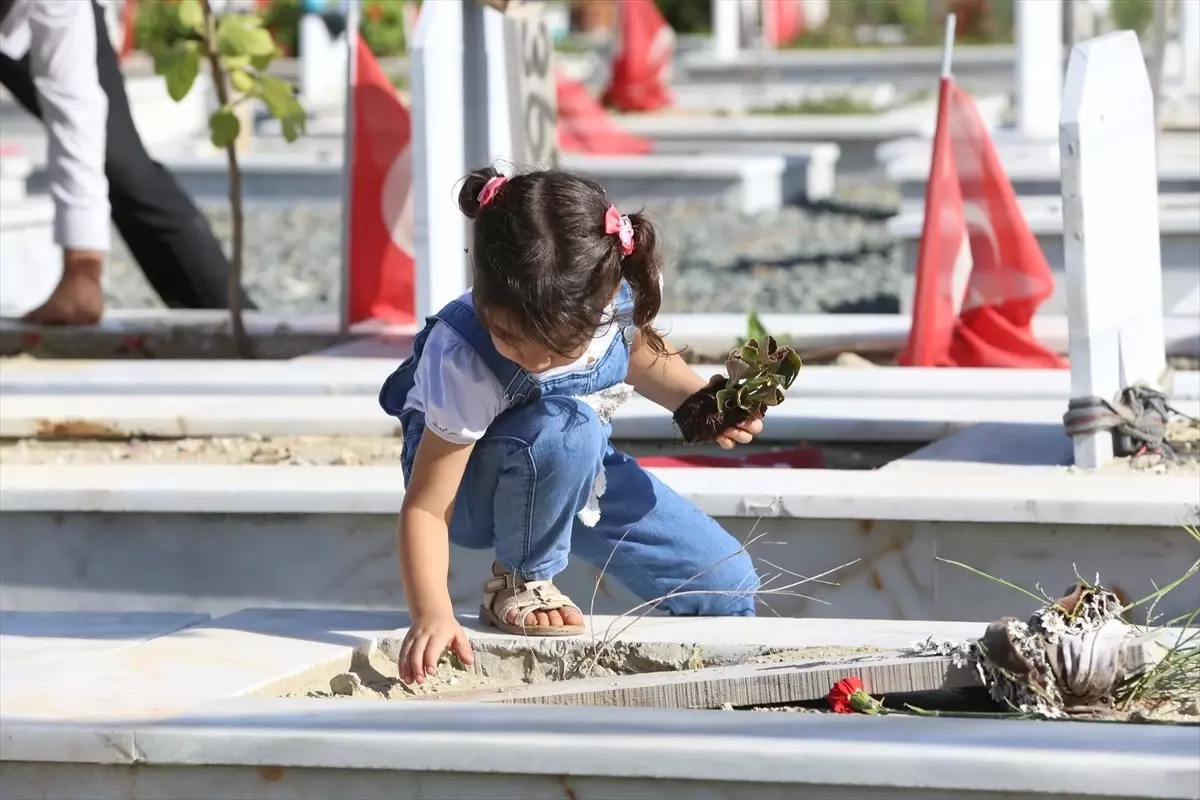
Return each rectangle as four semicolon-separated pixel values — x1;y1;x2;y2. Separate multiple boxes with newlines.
404;293;621;445
0;0;110;252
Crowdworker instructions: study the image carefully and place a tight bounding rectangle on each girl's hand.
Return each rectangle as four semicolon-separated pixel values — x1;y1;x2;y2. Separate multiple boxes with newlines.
397;613;474;685
709;374;765;451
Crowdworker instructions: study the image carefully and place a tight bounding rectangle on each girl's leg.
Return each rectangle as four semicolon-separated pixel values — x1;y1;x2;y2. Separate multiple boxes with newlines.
446;397;607;625
570;446;759;617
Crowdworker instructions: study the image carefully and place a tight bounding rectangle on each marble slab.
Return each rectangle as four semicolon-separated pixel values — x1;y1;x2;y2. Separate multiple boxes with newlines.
1;608;1195;800
0;609;979;723
12;393;1196;443
3;312;1198;365
0;611;209;690
5;356;1197;401
3;461;1196;527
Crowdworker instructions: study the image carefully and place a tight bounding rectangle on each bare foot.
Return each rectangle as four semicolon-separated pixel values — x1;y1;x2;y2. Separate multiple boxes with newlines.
21;251;104;326
491;562;584;629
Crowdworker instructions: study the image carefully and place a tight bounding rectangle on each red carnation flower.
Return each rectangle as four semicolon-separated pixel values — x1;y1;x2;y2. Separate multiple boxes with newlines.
828;676;884;715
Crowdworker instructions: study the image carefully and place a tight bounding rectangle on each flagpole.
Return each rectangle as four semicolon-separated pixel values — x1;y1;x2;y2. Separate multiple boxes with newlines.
941;10;957;79
338;0;360;337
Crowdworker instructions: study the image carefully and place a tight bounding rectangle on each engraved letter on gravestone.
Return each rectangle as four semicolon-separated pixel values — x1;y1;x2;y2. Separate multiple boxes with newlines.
503;2;559;171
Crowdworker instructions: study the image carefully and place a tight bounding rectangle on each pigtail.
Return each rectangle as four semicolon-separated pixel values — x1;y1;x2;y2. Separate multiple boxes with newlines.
620;212;669;356
457;166;506;219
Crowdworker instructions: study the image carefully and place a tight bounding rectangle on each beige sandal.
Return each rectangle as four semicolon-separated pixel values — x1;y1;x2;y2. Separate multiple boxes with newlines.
479;573;586;636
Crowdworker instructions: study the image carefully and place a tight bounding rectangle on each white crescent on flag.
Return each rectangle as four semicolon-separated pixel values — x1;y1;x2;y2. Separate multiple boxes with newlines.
381;145;415;259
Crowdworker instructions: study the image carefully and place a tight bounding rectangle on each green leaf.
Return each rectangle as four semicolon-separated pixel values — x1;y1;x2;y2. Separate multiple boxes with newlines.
222;53;251;70
218;14;276;58
258;75;306;141
250;52;273;71
176;0;205;34
209;108;241;149
746;309;767;345
229;67;256;94
160;42;201;102
715;388;735;410
773;350;803;388
738;344;759;364
281;116;305;143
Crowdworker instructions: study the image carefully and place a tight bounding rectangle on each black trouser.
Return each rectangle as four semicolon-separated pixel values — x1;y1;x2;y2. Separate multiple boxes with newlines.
0;0;255;310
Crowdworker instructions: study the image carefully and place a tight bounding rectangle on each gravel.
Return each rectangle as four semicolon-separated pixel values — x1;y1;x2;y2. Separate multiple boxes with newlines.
102;184;903;316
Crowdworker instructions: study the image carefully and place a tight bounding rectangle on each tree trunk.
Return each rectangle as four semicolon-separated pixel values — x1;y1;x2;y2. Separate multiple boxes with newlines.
200;0;253;359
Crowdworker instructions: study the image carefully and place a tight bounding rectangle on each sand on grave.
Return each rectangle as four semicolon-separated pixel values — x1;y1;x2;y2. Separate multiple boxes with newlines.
278;643;887;703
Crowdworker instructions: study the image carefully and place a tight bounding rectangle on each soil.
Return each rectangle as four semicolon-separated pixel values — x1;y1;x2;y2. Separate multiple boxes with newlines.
1102;417;1200;475
0;434;916;470
673;376;761;444
280;641;892;703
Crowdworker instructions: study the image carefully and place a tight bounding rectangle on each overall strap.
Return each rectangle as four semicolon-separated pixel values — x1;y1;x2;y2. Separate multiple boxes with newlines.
434;299;533;402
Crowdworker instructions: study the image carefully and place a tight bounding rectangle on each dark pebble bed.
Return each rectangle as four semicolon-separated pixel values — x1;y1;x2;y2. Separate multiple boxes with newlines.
102;183;903;316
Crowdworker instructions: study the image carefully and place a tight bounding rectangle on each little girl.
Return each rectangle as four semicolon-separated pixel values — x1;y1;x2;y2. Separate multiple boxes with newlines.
379;167;763;686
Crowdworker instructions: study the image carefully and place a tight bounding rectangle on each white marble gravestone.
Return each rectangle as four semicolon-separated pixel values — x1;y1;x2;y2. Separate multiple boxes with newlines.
410;0;468;322
1060;30;1169;469
299;11;349;111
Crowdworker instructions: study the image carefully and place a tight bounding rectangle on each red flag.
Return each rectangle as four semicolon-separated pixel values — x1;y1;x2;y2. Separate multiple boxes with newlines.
346;37;415;325
763;0;805;47
119;0;136;61
899;77;1065;369
601;0;675;113
637;447;826;470
557;75;653;154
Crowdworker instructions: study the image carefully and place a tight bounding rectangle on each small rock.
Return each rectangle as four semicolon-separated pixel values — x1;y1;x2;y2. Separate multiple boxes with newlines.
720;702;734;712
1181;699;1200;716
329;672;362;696
334;450;361;466
448;676;459;686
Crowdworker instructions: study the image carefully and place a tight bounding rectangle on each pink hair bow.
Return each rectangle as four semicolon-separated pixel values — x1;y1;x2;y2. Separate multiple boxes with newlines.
604;205;635;257
478;176;508;207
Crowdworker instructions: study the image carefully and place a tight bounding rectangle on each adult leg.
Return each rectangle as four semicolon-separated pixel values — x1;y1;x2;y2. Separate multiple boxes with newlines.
441;396;607;629
0;3;257;315
85;0;255;311
570;446;759;617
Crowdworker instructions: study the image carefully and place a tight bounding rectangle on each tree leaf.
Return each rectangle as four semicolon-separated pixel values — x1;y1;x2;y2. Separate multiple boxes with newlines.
223;53;251;70
249;50;274;71
229;67;256;94
209;107;241;149
218;14;277;59
281;116;305;143
258;75;306;140
162;43;201;102
176;0;205;34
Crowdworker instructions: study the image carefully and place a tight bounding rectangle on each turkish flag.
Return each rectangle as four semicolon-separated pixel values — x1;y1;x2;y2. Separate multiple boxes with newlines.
346;37;415;325
601;0;674;113
899;77;1065;369
763;0;805;47
557;75;653;154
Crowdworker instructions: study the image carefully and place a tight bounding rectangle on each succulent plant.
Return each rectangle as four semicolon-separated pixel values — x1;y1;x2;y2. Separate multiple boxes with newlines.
674;336;802;444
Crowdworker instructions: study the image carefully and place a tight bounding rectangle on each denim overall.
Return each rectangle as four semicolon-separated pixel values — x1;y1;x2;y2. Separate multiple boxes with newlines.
379;285;757;617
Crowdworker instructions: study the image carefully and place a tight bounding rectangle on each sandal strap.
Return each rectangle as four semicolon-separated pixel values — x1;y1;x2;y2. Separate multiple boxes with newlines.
482;573;580;622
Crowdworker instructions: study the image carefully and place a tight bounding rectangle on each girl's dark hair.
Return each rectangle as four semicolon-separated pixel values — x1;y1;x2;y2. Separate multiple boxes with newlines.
457;166;667;359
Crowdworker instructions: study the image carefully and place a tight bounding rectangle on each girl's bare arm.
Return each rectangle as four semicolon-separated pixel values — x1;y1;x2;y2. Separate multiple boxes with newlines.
396;432;475;683
624;332;707;412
